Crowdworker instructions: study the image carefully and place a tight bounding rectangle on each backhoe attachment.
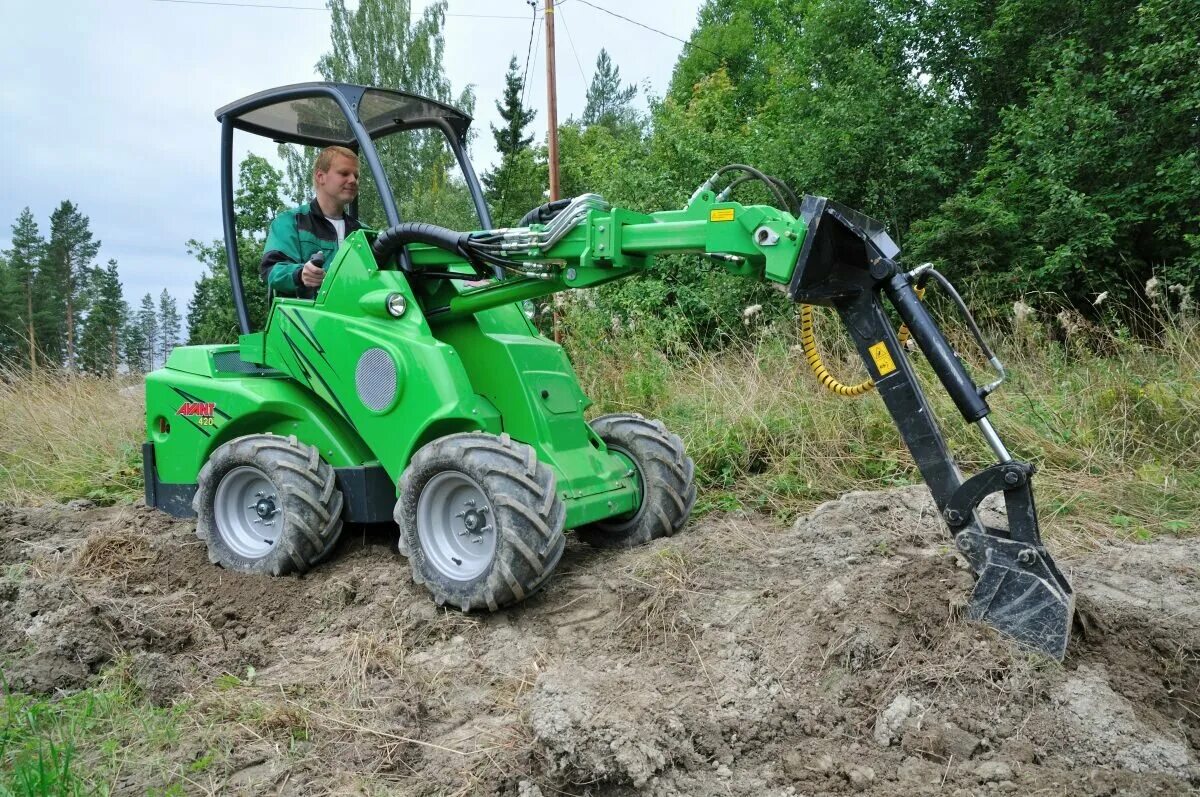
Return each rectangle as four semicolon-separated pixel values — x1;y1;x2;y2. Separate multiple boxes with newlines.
787;196;1074;659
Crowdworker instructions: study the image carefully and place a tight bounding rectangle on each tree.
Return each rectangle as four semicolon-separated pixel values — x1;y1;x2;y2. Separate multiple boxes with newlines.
187;155;285;344
121;301;147;374
40;201;101;370
312;0;478;229
0;253;20;365
3;208;44;370
158;289;181;365
582;49;638;130
482;55;546;227
130;293;159;373
492;55;536;157
77;260;126;377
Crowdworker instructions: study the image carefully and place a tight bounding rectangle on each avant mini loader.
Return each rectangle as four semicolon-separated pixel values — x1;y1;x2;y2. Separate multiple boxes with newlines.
144;83;1074;658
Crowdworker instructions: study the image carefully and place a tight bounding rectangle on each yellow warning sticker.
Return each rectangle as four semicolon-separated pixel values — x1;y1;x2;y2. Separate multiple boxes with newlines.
869;341;896;376
709;208;735;222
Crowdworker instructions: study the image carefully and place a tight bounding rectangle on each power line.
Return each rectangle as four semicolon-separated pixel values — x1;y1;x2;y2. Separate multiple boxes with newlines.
149;0;539;17
150;0;324;10
519;1;539;109
556;2;588;84
571;0;719;58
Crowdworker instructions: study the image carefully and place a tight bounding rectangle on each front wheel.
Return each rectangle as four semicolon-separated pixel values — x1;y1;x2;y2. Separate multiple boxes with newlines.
396;433;566;612
576;413;696;548
194;434;345;576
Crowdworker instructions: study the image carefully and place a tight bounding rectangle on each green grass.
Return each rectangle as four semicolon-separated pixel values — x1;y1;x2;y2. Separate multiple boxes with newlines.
0;665;188;796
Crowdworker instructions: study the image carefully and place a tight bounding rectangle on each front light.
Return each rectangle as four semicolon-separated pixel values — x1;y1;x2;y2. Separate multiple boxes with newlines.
386;292;408;318
522;300;537;320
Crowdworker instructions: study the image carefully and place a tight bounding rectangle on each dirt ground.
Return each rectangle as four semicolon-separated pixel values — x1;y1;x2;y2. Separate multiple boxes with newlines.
1;486;1198;796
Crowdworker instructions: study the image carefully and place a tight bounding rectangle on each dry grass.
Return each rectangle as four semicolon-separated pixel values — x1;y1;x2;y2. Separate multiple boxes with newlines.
0;369;143;505
567;303;1200;547
70;529;157;579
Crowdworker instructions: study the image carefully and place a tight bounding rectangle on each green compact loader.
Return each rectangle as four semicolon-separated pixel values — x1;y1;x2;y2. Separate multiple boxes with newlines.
144;83;1075;658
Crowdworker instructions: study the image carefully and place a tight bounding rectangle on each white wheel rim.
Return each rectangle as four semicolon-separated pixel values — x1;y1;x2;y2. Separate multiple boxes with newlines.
416;471;497;581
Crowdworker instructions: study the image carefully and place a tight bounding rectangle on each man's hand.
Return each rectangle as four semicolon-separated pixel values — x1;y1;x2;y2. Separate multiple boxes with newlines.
300;258;326;288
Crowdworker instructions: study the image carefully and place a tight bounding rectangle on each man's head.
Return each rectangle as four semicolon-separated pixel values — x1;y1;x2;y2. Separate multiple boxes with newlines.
314;146;359;210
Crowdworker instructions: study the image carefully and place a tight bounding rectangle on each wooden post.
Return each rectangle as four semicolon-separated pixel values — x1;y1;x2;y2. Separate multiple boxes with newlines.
545;0;563;343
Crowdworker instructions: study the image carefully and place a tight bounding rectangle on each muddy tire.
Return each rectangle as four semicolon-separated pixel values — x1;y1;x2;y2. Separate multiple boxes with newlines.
576;413;696;548
396;432;566;612
193;434;344;576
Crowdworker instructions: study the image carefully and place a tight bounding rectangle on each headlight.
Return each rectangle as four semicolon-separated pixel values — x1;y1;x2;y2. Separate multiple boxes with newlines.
522;300;537;320
386;292;408;318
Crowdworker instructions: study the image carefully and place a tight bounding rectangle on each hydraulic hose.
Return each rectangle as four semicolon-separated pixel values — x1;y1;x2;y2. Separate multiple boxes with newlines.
798;303;876;396
798;288;925;398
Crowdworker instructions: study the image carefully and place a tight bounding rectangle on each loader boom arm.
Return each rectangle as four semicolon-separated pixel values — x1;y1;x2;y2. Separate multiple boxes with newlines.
378;189;1075;659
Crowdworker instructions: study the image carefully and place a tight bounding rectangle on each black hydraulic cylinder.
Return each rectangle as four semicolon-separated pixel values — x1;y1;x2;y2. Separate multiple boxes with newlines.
885;274;990;423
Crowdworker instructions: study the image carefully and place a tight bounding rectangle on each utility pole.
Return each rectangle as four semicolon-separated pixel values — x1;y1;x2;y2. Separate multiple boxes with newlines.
545;0;560;202
544;0;563;341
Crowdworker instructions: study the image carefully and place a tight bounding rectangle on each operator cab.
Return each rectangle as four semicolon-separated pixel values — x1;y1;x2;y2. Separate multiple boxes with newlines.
215;82;493;334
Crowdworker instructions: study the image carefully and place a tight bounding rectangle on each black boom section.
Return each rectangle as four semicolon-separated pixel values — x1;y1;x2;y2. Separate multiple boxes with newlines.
786;196;1075;659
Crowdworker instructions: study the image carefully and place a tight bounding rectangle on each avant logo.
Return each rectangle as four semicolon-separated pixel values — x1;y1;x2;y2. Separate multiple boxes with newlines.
176;401;218;428
177;402;217;418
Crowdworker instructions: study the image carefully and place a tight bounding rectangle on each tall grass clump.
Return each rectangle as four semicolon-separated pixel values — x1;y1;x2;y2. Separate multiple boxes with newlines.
563;294;1200;546
0;369;143;506
0;666;187;795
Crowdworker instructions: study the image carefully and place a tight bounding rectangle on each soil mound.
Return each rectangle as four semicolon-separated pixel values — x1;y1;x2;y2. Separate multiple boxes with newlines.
1;488;1196;794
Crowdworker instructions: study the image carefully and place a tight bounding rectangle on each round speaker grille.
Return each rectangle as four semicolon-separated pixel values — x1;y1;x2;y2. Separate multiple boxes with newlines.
355;348;397;412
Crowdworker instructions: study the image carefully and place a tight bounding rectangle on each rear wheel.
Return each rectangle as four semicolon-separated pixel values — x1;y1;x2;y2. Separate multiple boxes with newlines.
396;432;566;611
577;413;696;548
194;434;344;576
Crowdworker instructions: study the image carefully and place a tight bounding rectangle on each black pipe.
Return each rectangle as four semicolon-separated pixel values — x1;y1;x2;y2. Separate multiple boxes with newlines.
219;117;252;336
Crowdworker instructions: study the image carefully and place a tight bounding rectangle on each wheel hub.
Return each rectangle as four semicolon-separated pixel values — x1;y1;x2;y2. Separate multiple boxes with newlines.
254;496;277;520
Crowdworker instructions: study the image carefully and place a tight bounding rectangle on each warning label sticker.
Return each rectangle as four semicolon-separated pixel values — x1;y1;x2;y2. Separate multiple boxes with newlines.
709;208;735;222
869;341;896;376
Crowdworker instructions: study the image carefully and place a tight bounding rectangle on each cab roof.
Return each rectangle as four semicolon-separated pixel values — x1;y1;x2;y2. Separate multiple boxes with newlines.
215;82;473;147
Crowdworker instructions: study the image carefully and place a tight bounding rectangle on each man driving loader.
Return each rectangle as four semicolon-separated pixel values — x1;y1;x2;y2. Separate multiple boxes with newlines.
260;145;364;299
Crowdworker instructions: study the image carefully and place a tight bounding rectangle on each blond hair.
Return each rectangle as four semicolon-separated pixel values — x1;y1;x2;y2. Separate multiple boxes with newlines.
314;145;358;176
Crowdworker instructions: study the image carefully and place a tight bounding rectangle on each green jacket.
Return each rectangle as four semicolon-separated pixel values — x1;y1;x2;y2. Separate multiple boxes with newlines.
260;200;365;299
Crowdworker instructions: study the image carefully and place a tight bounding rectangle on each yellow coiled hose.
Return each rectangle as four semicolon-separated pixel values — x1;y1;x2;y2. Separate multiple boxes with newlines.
798;288;924;397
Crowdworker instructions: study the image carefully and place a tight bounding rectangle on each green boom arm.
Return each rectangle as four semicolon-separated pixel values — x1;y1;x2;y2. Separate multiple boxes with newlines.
401;191;804;323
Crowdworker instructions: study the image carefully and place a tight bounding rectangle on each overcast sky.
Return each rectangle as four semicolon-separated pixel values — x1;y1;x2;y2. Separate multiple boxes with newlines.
0;0;703;318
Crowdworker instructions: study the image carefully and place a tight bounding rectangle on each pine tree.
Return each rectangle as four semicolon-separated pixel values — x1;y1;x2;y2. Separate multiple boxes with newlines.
121;302;148;374
77;260;126;377
492;55;536;157
136;293;158;372
5;208;45;370
582;49;638;130
482;55;546;227
41;201;101;370
158;289;182;365
0;253;20;365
